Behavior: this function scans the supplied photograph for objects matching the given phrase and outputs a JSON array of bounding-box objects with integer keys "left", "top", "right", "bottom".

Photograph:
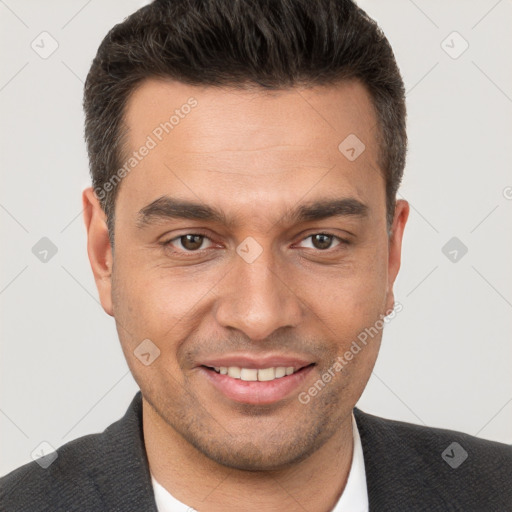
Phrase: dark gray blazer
[{"left": 1, "top": 391, "right": 511, "bottom": 511}]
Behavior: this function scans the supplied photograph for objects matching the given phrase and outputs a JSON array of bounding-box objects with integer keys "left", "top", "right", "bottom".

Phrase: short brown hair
[{"left": 84, "top": 0, "right": 407, "bottom": 244}]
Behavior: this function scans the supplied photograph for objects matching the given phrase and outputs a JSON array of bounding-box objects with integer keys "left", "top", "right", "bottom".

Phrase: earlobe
[
  {"left": 82, "top": 187, "right": 114, "bottom": 316},
  {"left": 385, "top": 199, "right": 409, "bottom": 314}
]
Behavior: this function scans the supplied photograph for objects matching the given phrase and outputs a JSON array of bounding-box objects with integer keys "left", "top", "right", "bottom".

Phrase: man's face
[{"left": 85, "top": 78, "right": 408, "bottom": 471}]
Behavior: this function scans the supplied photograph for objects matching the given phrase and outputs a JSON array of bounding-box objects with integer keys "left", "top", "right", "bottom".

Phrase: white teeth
[
  {"left": 257, "top": 367, "right": 275, "bottom": 381},
  {"left": 240, "top": 368, "right": 258, "bottom": 381},
  {"left": 227, "top": 366, "right": 241, "bottom": 378},
  {"left": 275, "top": 367, "right": 286, "bottom": 378},
  {"left": 212, "top": 365, "right": 301, "bottom": 381}
]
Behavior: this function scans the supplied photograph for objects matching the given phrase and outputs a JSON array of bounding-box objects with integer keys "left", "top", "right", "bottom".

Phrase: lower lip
[{"left": 199, "top": 365, "right": 314, "bottom": 405}]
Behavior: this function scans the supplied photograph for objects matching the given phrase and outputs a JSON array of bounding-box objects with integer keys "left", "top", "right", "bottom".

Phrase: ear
[
  {"left": 82, "top": 187, "right": 114, "bottom": 317},
  {"left": 384, "top": 199, "right": 409, "bottom": 314}
]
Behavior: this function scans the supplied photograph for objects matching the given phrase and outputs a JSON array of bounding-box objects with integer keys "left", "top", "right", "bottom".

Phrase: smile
[
  {"left": 208, "top": 365, "right": 297, "bottom": 381},
  {"left": 200, "top": 363, "right": 315, "bottom": 405}
]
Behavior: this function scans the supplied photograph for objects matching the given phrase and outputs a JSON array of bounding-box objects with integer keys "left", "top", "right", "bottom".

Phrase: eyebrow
[{"left": 136, "top": 195, "right": 369, "bottom": 229}]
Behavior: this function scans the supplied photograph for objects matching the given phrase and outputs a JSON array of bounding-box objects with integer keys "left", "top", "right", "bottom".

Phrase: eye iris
[
  {"left": 312, "top": 234, "right": 332, "bottom": 250},
  {"left": 181, "top": 234, "right": 204, "bottom": 251},
  {"left": 176, "top": 234, "right": 336, "bottom": 251}
]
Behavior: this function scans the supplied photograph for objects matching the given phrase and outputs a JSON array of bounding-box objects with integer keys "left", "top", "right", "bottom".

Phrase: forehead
[{"left": 117, "top": 78, "right": 384, "bottom": 225}]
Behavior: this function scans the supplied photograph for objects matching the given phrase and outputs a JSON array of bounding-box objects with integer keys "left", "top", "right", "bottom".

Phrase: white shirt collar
[
  {"left": 151, "top": 412, "right": 368, "bottom": 511},
  {"left": 331, "top": 412, "right": 368, "bottom": 512}
]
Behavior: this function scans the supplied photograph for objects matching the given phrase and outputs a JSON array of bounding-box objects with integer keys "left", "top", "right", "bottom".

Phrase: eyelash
[{"left": 160, "top": 231, "right": 350, "bottom": 257}]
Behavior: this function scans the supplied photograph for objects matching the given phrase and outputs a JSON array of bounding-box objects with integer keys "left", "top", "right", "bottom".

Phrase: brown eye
[
  {"left": 178, "top": 234, "right": 205, "bottom": 251},
  {"left": 298, "top": 233, "right": 343, "bottom": 251},
  {"left": 311, "top": 233, "right": 334, "bottom": 250},
  {"left": 163, "top": 233, "right": 214, "bottom": 254}
]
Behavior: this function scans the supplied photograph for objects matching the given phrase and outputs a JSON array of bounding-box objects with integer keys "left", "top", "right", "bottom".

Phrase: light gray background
[{"left": 1, "top": 0, "right": 511, "bottom": 477}]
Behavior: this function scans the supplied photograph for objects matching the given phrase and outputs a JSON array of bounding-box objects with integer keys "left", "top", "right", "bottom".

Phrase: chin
[{"left": 191, "top": 433, "right": 325, "bottom": 472}]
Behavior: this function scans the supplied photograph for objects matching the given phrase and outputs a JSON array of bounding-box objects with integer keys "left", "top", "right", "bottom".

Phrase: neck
[{"left": 143, "top": 398, "right": 354, "bottom": 512}]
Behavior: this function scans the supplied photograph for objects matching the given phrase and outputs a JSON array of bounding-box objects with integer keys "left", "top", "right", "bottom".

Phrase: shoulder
[
  {"left": 0, "top": 392, "right": 153, "bottom": 512},
  {"left": 354, "top": 407, "right": 512, "bottom": 462},
  {"left": 353, "top": 408, "right": 512, "bottom": 509},
  {"left": 0, "top": 429, "right": 110, "bottom": 512}
]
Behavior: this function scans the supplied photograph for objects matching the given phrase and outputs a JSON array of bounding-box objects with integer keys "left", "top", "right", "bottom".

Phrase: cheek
[
  {"left": 314, "top": 256, "right": 388, "bottom": 329},
  {"left": 306, "top": 248, "right": 388, "bottom": 373},
  {"left": 111, "top": 258, "right": 218, "bottom": 345}
]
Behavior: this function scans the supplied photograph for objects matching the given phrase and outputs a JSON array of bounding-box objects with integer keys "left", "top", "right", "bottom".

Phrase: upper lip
[{"left": 199, "top": 354, "right": 315, "bottom": 370}]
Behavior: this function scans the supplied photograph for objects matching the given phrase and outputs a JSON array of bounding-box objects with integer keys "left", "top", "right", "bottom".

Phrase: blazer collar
[
  {"left": 354, "top": 407, "right": 448, "bottom": 510},
  {"left": 89, "top": 391, "right": 158, "bottom": 511}
]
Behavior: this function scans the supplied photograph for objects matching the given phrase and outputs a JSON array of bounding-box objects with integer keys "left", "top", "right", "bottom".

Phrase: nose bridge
[{"left": 214, "top": 240, "right": 303, "bottom": 340}]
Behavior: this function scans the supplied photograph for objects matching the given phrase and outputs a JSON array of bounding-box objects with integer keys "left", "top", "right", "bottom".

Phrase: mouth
[
  {"left": 198, "top": 363, "right": 316, "bottom": 405},
  {"left": 201, "top": 364, "right": 313, "bottom": 381}
]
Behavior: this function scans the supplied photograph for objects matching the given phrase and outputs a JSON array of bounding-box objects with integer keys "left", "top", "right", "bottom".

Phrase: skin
[{"left": 83, "top": 78, "right": 409, "bottom": 511}]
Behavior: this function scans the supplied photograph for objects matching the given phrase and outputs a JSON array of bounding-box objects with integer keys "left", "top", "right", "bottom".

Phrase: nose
[{"left": 213, "top": 244, "right": 304, "bottom": 341}]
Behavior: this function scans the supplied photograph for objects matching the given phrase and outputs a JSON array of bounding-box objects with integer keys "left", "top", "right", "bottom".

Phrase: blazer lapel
[
  {"left": 354, "top": 407, "right": 448, "bottom": 510},
  {"left": 88, "top": 391, "right": 158, "bottom": 511}
]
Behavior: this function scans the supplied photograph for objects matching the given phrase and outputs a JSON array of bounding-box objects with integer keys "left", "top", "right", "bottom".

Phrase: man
[{"left": 1, "top": 0, "right": 511, "bottom": 510}]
